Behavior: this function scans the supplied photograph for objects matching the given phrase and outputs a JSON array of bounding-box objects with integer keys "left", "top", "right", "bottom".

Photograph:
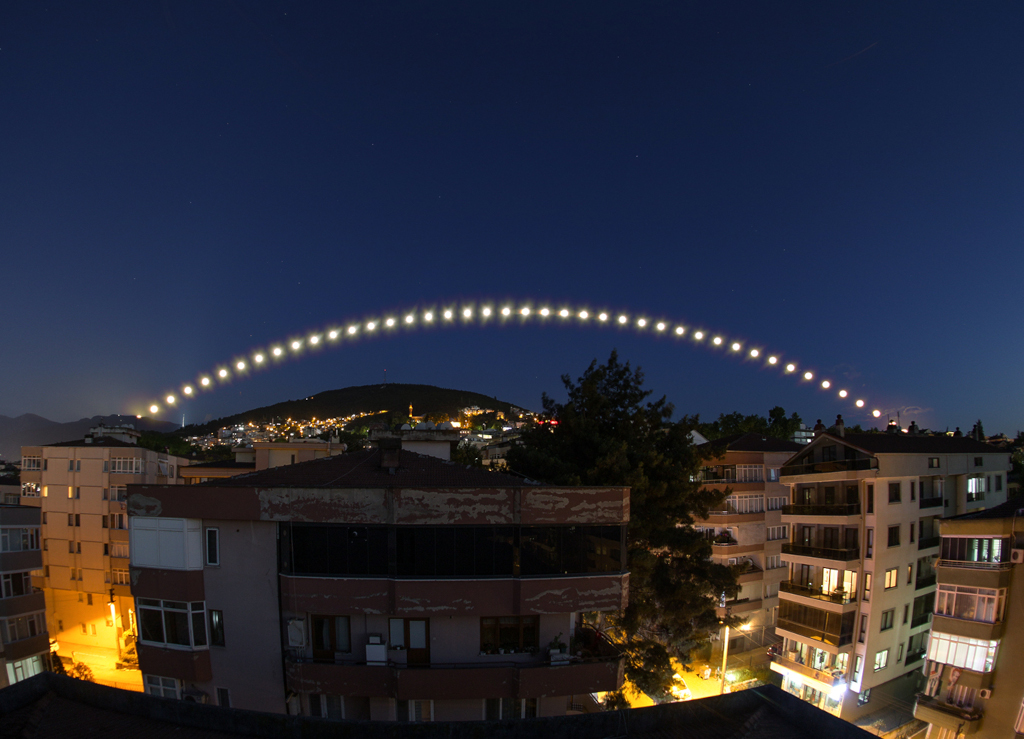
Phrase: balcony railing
[
  {"left": 911, "top": 612, "right": 932, "bottom": 628},
  {"left": 782, "top": 543, "right": 860, "bottom": 561},
  {"left": 918, "top": 536, "right": 941, "bottom": 550},
  {"left": 915, "top": 575, "right": 937, "bottom": 590},
  {"left": 915, "top": 694, "right": 983, "bottom": 723},
  {"left": 919, "top": 497, "right": 943, "bottom": 509},
  {"left": 780, "top": 581, "right": 856, "bottom": 605},
  {"left": 781, "top": 503, "right": 860, "bottom": 517},
  {"left": 780, "top": 458, "right": 877, "bottom": 477},
  {"left": 771, "top": 655, "right": 846, "bottom": 687},
  {"left": 905, "top": 649, "right": 926, "bottom": 665}
]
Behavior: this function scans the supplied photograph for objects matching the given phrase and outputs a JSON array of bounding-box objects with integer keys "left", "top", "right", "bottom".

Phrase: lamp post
[{"left": 719, "top": 624, "right": 731, "bottom": 695}]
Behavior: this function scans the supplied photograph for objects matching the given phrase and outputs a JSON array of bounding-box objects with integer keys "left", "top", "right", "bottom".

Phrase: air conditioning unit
[
  {"left": 979, "top": 688, "right": 992, "bottom": 700},
  {"left": 1010, "top": 549, "right": 1024, "bottom": 564}
]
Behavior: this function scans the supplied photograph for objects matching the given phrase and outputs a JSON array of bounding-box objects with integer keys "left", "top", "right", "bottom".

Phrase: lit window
[{"left": 873, "top": 649, "right": 888, "bottom": 672}]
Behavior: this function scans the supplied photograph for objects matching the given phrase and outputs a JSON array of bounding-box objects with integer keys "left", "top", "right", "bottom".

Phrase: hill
[
  {"left": 0, "top": 414, "right": 180, "bottom": 463},
  {"left": 180, "top": 383, "right": 532, "bottom": 435}
]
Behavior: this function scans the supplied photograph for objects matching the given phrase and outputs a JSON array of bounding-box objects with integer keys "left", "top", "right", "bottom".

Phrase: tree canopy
[
  {"left": 694, "top": 406, "right": 803, "bottom": 441},
  {"left": 506, "top": 351, "right": 738, "bottom": 701}
]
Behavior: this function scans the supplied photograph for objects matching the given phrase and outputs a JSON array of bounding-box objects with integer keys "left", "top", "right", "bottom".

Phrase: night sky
[{"left": 3, "top": 3, "right": 1022, "bottom": 434}]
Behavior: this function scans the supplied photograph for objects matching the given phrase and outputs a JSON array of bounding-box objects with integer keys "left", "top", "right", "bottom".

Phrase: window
[
  {"left": 996, "top": 475, "right": 1003, "bottom": 492},
  {"left": 21, "top": 482, "right": 41, "bottom": 497},
  {"left": 874, "top": 649, "right": 889, "bottom": 671},
  {"left": 863, "top": 572, "right": 872, "bottom": 602},
  {"left": 766, "top": 526, "right": 788, "bottom": 541},
  {"left": 909, "top": 523, "right": 915, "bottom": 543},
  {"left": 866, "top": 484, "right": 874, "bottom": 513},
  {"left": 967, "top": 475, "right": 986, "bottom": 502},
  {"left": 907, "top": 563, "right": 913, "bottom": 584},
  {"left": 928, "top": 457, "right": 940, "bottom": 468},
  {"left": 209, "top": 610, "right": 226, "bottom": 646},
  {"left": 1, "top": 527, "right": 40, "bottom": 552},
  {"left": 131, "top": 518, "right": 203, "bottom": 570},
  {"left": 880, "top": 609, "right": 894, "bottom": 631},
  {"left": 138, "top": 599, "right": 208, "bottom": 649},
  {"left": 941, "top": 536, "right": 1009, "bottom": 566},
  {"left": 897, "top": 643, "right": 904, "bottom": 662},
  {"left": 767, "top": 496, "right": 785, "bottom": 511},
  {"left": 389, "top": 618, "right": 405, "bottom": 648},
  {"left": 858, "top": 688, "right": 871, "bottom": 706},
  {"left": 112, "top": 569, "right": 130, "bottom": 585},
  {"left": 397, "top": 699, "right": 433, "bottom": 722},
  {"left": 724, "top": 494, "right": 764, "bottom": 513},
  {"left": 216, "top": 688, "right": 230, "bottom": 708},
  {"left": 1, "top": 569, "right": 33, "bottom": 597},
  {"left": 21, "top": 457, "right": 41, "bottom": 471},
  {"left": 858, "top": 615, "right": 867, "bottom": 643},
  {"left": 1016, "top": 696, "right": 1024, "bottom": 733},
  {"left": 87, "top": 593, "right": 93, "bottom": 606},
  {"left": 74, "top": 487, "right": 80, "bottom": 499},
  {"left": 485, "top": 698, "right": 537, "bottom": 720},
  {"left": 145, "top": 675, "right": 179, "bottom": 699},
  {"left": 735, "top": 465, "right": 764, "bottom": 483},
  {"left": 110, "top": 485, "right": 127, "bottom": 502},
  {"left": 110, "top": 458, "right": 144, "bottom": 474},
  {"left": 768, "top": 468, "right": 780, "bottom": 482},
  {"left": 888, "top": 482, "right": 901, "bottom": 503},
  {"left": 866, "top": 529, "right": 874, "bottom": 558},
  {"left": 68, "top": 514, "right": 74, "bottom": 527},
  {"left": 110, "top": 542, "right": 129, "bottom": 558},
  {"left": 934, "top": 585, "right": 1006, "bottom": 623},
  {"left": 205, "top": 528, "right": 220, "bottom": 566},
  {"left": 1, "top": 612, "right": 45, "bottom": 643},
  {"left": 927, "top": 632, "right": 999, "bottom": 672},
  {"left": 884, "top": 568, "right": 898, "bottom": 589},
  {"left": 102, "top": 488, "right": 108, "bottom": 501},
  {"left": 310, "top": 693, "right": 343, "bottom": 719},
  {"left": 765, "top": 555, "right": 780, "bottom": 570},
  {"left": 903, "top": 605, "right": 909, "bottom": 624},
  {"left": 887, "top": 526, "right": 900, "bottom": 547},
  {"left": 853, "top": 655, "right": 863, "bottom": 683},
  {"left": 822, "top": 446, "right": 837, "bottom": 462},
  {"left": 974, "top": 457, "right": 983, "bottom": 467},
  {"left": 481, "top": 616, "right": 539, "bottom": 654},
  {"left": 109, "top": 514, "right": 126, "bottom": 530},
  {"left": 311, "top": 615, "right": 350, "bottom": 655},
  {"left": 910, "top": 482, "right": 916, "bottom": 501}
]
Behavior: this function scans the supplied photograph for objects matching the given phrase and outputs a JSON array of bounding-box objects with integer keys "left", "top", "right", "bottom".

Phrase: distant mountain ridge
[
  {"left": 181, "top": 383, "right": 531, "bottom": 436},
  {"left": 0, "top": 414, "right": 180, "bottom": 463}
]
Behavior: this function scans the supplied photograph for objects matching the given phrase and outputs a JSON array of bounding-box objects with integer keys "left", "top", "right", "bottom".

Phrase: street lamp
[{"left": 720, "top": 621, "right": 751, "bottom": 695}]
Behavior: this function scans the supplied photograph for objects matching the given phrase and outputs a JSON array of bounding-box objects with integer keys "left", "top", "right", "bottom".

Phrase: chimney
[
  {"left": 908, "top": 421, "right": 920, "bottom": 436},
  {"left": 834, "top": 414, "right": 845, "bottom": 438},
  {"left": 886, "top": 419, "right": 900, "bottom": 434},
  {"left": 812, "top": 419, "right": 826, "bottom": 437},
  {"left": 378, "top": 438, "right": 401, "bottom": 472}
]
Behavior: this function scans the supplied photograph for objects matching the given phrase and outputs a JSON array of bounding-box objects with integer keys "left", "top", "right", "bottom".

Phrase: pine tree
[{"left": 507, "top": 351, "right": 738, "bottom": 700}]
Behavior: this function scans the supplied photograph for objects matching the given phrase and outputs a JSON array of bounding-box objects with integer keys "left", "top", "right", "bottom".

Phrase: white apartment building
[
  {"left": 19, "top": 426, "right": 190, "bottom": 683},
  {"left": 771, "top": 427, "right": 1008, "bottom": 725},
  {"left": 694, "top": 433, "right": 803, "bottom": 650}
]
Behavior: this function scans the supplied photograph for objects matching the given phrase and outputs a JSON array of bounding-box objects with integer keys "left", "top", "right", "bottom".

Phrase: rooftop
[
  {"left": 182, "top": 459, "right": 257, "bottom": 471},
  {"left": 41, "top": 437, "right": 140, "bottom": 449},
  {"left": 0, "top": 672, "right": 877, "bottom": 739},
  {"left": 816, "top": 432, "right": 1006, "bottom": 456},
  {"left": 203, "top": 448, "right": 540, "bottom": 488},
  {"left": 942, "top": 494, "right": 1024, "bottom": 521}
]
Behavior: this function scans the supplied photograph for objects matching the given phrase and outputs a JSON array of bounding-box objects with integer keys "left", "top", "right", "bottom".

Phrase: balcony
[
  {"left": 781, "top": 503, "right": 860, "bottom": 517},
  {"left": 918, "top": 536, "right": 940, "bottom": 550},
  {"left": 770, "top": 655, "right": 846, "bottom": 690},
  {"left": 911, "top": 612, "right": 932, "bottom": 628},
  {"left": 780, "top": 581, "right": 856, "bottom": 605},
  {"left": 776, "top": 617, "right": 853, "bottom": 647},
  {"left": 782, "top": 543, "right": 860, "bottom": 562},
  {"left": 905, "top": 648, "right": 926, "bottom": 665},
  {"left": 780, "top": 458, "right": 877, "bottom": 477},
  {"left": 914, "top": 694, "right": 982, "bottom": 735},
  {"left": 919, "top": 497, "right": 943, "bottom": 509},
  {"left": 915, "top": 575, "right": 937, "bottom": 590}
]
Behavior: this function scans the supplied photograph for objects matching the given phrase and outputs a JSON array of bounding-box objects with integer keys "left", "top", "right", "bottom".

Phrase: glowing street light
[
  {"left": 462, "top": 308, "right": 472, "bottom": 318},
  {"left": 839, "top": 390, "right": 848, "bottom": 398},
  {"left": 560, "top": 309, "right": 570, "bottom": 318},
  {"left": 540, "top": 307, "right": 550, "bottom": 317},
  {"left": 329, "top": 330, "right": 339, "bottom": 339},
  {"left": 598, "top": 312, "right": 608, "bottom": 321},
  {"left": 501, "top": 307, "right": 511, "bottom": 316},
  {"left": 618, "top": 315, "right": 628, "bottom": 324},
  {"left": 405, "top": 315, "right": 414, "bottom": 324},
  {"left": 656, "top": 322, "right": 666, "bottom": 331}
]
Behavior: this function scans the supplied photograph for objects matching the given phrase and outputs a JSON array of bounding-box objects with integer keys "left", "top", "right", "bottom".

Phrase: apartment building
[
  {"left": 127, "top": 439, "right": 628, "bottom": 720},
  {"left": 18, "top": 426, "right": 190, "bottom": 680},
  {"left": 770, "top": 427, "right": 1008, "bottom": 724},
  {"left": 1, "top": 501, "right": 48, "bottom": 687},
  {"left": 913, "top": 495, "right": 1024, "bottom": 738},
  {"left": 694, "top": 433, "right": 803, "bottom": 649}
]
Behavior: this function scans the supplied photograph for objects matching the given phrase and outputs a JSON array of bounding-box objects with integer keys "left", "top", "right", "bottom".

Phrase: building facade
[
  {"left": 128, "top": 442, "right": 628, "bottom": 720},
  {"left": 1, "top": 501, "right": 48, "bottom": 687},
  {"left": 771, "top": 429, "right": 1008, "bottom": 724},
  {"left": 694, "top": 433, "right": 803, "bottom": 649},
  {"left": 913, "top": 495, "right": 1024, "bottom": 738},
  {"left": 18, "top": 426, "right": 190, "bottom": 682}
]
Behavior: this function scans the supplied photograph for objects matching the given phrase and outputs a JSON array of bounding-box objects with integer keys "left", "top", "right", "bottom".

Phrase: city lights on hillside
[{"left": 145, "top": 299, "right": 878, "bottom": 418}]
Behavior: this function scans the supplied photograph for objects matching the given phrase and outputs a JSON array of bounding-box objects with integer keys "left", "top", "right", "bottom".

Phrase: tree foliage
[
  {"left": 450, "top": 440, "right": 484, "bottom": 467},
  {"left": 694, "top": 406, "right": 803, "bottom": 441},
  {"left": 507, "top": 351, "right": 738, "bottom": 696}
]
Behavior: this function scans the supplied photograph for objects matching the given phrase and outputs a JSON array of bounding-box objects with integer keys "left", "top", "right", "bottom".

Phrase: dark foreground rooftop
[{"left": 0, "top": 673, "right": 876, "bottom": 739}]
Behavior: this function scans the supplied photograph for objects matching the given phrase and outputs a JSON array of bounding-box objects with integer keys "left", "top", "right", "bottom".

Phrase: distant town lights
[
  {"left": 291, "top": 340, "right": 302, "bottom": 349},
  {"left": 444, "top": 310, "right": 453, "bottom": 320},
  {"left": 521, "top": 307, "right": 531, "bottom": 316},
  {"left": 694, "top": 331, "right": 704, "bottom": 340},
  {"left": 540, "top": 308, "right": 550, "bottom": 317},
  {"left": 329, "top": 330, "right": 339, "bottom": 339},
  {"left": 385, "top": 318, "right": 395, "bottom": 327},
  {"left": 463, "top": 308, "right": 472, "bottom": 318},
  {"left": 348, "top": 326, "right": 357, "bottom": 334},
  {"left": 579, "top": 311, "right": 589, "bottom": 319},
  {"left": 424, "top": 312, "right": 434, "bottom": 321},
  {"left": 201, "top": 377, "right": 210, "bottom": 386},
  {"left": 675, "top": 326, "right": 684, "bottom": 335},
  {"left": 598, "top": 313, "right": 608, "bottom": 321},
  {"left": 501, "top": 307, "right": 511, "bottom": 316},
  {"left": 405, "top": 315, "right": 414, "bottom": 324},
  {"left": 309, "top": 335, "right": 320, "bottom": 344},
  {"left": 560, "top": 309, "right": 570, "bottom": 317},
  {"left": 482, "top": 307, "right": 492, "bottom": 317},
  {"left": 656, "top": 322, "right": 666, "bottom": 331},
  {"left": 768, "top": 356, "right": 777, "bottom": 364},
  {"left": 839, "top": 390, "right": 848, "bottom": 398}
]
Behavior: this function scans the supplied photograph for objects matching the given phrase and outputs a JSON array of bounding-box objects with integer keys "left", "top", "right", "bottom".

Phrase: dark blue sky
[{"left": 2, "top": 2, "right": 1022, "bottom": 434}]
